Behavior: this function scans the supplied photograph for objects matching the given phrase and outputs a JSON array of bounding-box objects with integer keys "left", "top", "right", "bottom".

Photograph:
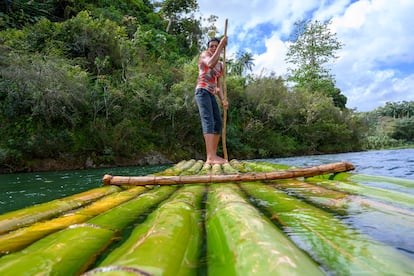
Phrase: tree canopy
[{"left": 286, "top": 19, "right": 347, "bottom": 109}]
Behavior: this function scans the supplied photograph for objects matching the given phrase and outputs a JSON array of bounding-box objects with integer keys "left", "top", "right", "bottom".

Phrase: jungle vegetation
[{"left": 1, "top": 0, "right": 413, "bottom": 172}]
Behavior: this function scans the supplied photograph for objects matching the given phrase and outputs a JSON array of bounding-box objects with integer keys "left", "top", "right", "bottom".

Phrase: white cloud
[
  {"left": 252, "top": 34, "right": 289, "bottom": 77},
  {"left": 330, "top": 0, "right": 414, "bottom": 110},
  {"left": 197, "top": 0, "right": 414, "bottom": 111}
]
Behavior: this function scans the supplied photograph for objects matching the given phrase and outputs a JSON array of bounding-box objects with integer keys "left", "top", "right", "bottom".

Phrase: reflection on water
[{"left": 342, "top": 209, "right": 414, "bottom": 257}]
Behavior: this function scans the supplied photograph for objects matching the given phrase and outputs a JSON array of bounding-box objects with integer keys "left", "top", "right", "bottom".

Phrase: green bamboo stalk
[
  {"left": 198, "top": 162, "right": 212, "bottom": 174},
  {"left": 0, "top": 186, "right": 146, "bottom": 255},
  {"left": 0, "top": 186, "right": 121, "bottom": 235},
  {"left": 274, "top": 179, "right": 414, "bottom": 215},
  {"left": 222, "top": 162, "right": 239, "bottom": 174},
  {"left": 243, "top": 161, "right": 414, "bottom": 214},
  {"left": 0, "top": 224, "right": 115, "bottom": 275},
  {"left": 346, "top": 174, "right": 414, "bottom": 192},
  {"left": 206, "top": 184, "right": 324, "bottom": 276},
  {"left": 152, "top": 160, "right": 189, "bottom": 176},
  {"left": 306, "top": 177, "right": 414, "bottom": 209},
  {"left": 325, "top": 172, "right": 414, "bottom": 189},
  {"left": 88, "top": 186, "right": 177, "bottom": 230},
  {"left": 241, "top": 161, "right": 291, "bottom": 172},
  {"left": 272, "top": 179, "right": 351, "bottom": 214},
  {"left": 158, "top": 159, "right": 197, "bottom": 176},
  {"left": 87, "top": 185, "right": 205, "bottom": 276},
  {"left": 211, "top": 163, "right": 222, "bottom": 175},
  {"left": 271, "top": 179, "right": 414, "bottom": 255},
  {"left": 242, "top": 162, "right": 414, "bottom": 258},
  {"left": 228, "top": 159, "right": 246, "bottom": 172},
  {"left": 241, "top": 183, "right": 414, "bottom": 275},
  {"left": 180, "top": 160, "right": 204, "bottom": 175},
  {"left": 0, "top": 186, "right": 177, "bottom": 275}
]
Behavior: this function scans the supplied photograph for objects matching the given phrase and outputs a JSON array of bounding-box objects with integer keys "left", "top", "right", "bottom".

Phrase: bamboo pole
[
  {"left": 0, "top": 187, "right": 146, "bottom": 255},
  {"left": 307, "top": 177, "right": 414, "bottom": 209},
  {"left": 0, "top": 224, "right": 116, "bottom": 276},
  {"left": 87, "top": 185, "right": 205, "bottom": 276},
  {"left": 0, "top": 186, "right": 120, "bottom": 235},
  {"left": 206, "top": 184, "right": 325, "bottom": 275},
  {"left": 239, "top": 161, "right": 414, "bottom": 217},
  {"left": 102, "top": 162, "right": 355, "bottom": 186},
  {"left": 241, "top": 183, "right": 414, "bottom": 274},
  {"left": 222, "top": 18, "right": 228, "bottom": 160},
  {"left": 273, "top": 179, "right": 414, "bottom": 217},
  {"left": 154, "top": 159, "right": 196, "bottom": 176},
  {"left": 0, "top": 186, "right": 178, "bottom": 275}
]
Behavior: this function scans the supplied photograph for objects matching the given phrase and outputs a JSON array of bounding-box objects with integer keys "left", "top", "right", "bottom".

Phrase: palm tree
[
  {"left": 239, "top": 51, "right": 255, "bottom": 75},
  {"left": 229, "top": 51, "right": 255, "bottom": 76}
]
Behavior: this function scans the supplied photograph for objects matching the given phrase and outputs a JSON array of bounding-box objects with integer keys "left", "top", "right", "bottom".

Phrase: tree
[
  {"left": 286, "top": 19, "right": 347, "bottom": 109},
  {"left": 152, "top": 0, "right": 201, "bottom": 56},
  {"left": 154, "top": 0, "right": 198, "bottom": 32},
  {"left": 0, "top": 0, "right": 64, "bottom": 29},
  {"left": 229, "top": 51, "right": 255, "bottom": 77},
  {"left": 377, "top": 101, "right": 414, "bottom": 118},
  {"left": 392, "top": 117, "right": 414, "bottom": 141},
  {"left": 203, "top": 15, "right": 219, "bottom": 40}
]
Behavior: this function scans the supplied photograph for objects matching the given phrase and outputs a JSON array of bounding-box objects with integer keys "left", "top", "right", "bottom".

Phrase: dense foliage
[
  {"left": 361, "top": 101, "right": 414, "bottom": 149},
  {"left": 0, "top": 1, "right": 412, "bottom": 172}
]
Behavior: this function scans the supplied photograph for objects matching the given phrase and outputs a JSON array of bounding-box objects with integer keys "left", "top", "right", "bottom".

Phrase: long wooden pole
[
  {"left": 103, "top": 162, "right": 355, "bottom": 186},
  {"left": 222, "top": 19, "right": 228, "bottom": 160}
]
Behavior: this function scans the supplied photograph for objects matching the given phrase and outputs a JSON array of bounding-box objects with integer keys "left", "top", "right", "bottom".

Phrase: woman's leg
[
  {"left": 196, "top": 89, "right": 226, "bottom": 164},
  {"left": 203, "top": 133, "right": 227, "bottom": 164}
]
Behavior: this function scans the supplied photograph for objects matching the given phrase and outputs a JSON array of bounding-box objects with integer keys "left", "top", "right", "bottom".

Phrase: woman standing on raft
[{"left": 195, "top": 36, "right": 228, "bottom": 165}]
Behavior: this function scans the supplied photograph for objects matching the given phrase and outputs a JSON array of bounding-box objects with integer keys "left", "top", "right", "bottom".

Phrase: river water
[
  {"left": 0, "top": 148, "right": 413, "bottom": 215},
  {"left": 0, "top": 164, "right": 170, "bottom": 214},
  {"left": 260, "top": 148, "right": 414, "bottom": 180}
]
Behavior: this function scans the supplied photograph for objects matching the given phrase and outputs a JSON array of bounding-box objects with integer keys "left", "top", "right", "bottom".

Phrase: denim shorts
[{"left": 195, "top": 88, "right": 222, "bottom": 134}]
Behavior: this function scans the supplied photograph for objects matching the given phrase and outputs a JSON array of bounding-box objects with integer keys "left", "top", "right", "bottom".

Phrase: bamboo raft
[{"left": 0, "top": 159, "right": 413, "bottom": 275}]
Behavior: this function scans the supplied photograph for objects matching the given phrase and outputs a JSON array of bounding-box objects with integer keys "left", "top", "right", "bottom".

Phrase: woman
[{"left": 195, "top": 36, "right": 229, "bottom": 165}]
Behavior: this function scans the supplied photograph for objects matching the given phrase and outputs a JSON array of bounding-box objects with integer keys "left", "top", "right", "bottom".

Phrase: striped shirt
[{"left": 196, "top": 55, "right": 223, "bottom": 94}]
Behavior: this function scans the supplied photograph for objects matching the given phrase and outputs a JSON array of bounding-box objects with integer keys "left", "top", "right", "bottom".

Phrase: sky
[{"left": 197, "top": 0, "right": 414, "bottom": 112}]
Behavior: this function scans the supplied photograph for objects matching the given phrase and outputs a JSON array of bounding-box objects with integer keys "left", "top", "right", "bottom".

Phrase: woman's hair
[{"left": 207, "top": 37, "right": 220, "bottom": 48}]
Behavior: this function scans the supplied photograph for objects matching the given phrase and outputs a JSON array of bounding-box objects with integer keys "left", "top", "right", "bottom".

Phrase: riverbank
[{"left": 0, "top": 151, "right": 174, "bottom": 174}]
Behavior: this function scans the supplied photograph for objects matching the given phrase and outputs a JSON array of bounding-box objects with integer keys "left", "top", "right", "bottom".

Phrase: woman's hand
[
  {"left": 222, "top": 99, "right": 229, "bottom": 110},
  {"left": 219, "top": 36, "right": 228, "bottom": 48}
]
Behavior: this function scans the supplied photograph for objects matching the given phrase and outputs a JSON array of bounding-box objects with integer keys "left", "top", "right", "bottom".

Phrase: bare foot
[{"left": 206, "top": 156, "right": 228, "bottom": 165}]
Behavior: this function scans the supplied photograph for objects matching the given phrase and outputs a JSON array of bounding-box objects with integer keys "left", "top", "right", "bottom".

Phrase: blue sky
[{"left": 197, "top": 0, "right": 414, "bottom": 111}]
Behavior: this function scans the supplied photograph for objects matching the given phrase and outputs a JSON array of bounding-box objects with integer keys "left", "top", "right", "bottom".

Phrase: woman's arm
[
  {"left": 200, "top": 36, "right": 228, "bottom": 68},
  {"left": 216, "top": 78, "right": 228, "bottom": 109}
]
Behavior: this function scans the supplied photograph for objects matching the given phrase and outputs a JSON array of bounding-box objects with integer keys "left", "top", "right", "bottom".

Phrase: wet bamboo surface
[{"left": 0, "top": 159, "right": 413, "bottom": 275}]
